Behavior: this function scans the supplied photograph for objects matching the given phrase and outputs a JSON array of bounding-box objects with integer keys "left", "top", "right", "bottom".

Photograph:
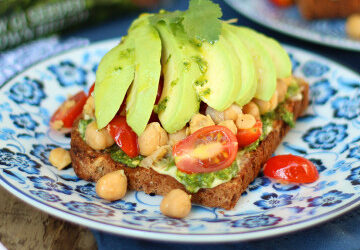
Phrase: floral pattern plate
[
  {"left": 0, "top": 39, "right": 360, "bottom": 243},
  {"left": 224, "top": 0, "right": 360, "bottom": 51}
]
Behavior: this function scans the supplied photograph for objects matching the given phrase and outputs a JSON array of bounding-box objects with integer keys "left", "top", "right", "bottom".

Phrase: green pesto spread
[
  {"left": 109, "top": 145, "right": 144, "bottom": 168},
  {"left": 78, "top": 118, "right": 93, "bottom": 140},
  {"left": 152, "top": 157, "right": 240, "bottom": 193}
]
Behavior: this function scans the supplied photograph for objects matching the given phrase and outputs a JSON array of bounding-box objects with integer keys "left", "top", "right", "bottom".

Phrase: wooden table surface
[{"left": 0, "top": 185, "right": 97, "bottom": 250}]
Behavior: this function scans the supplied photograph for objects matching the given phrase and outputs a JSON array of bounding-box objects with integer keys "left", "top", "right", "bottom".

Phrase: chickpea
[
  {"left": 242, "top": 102, "right": 260, "bottom": 120},
  {"left": 83, "top": 96, "right": 95, "bottom": 118},
  {"left": 85, "top": 121, "right": 114, "bottom": 150},
  {"left": 205, "top": 106, "right": 225, "bottom": 124},
  {"left": 160, "top": 189, "right": 191, "bottom": 219},
  {"left": 269, "top": 91, "right": 278, "bottom": 111},
  {"left": 253, "top": 98, "right": 271, "bottom": 114},
  {"left": 96, "top": 170, "right": 127, "bottom": 201},
  {"left": 346, "top": 14, "right": 360, "bottom": 39},
  {"left": 277, "top": 79, "right": 288, "bottom": 103},
  {"left": 189, "top": 114, "right": 215, "bottom": 134},
  {"left": 236, "top": 114, "right": 256, "bottom": 129},
  {"left": 138, "top": 122, "right": 168, "bottom": 156},
  {"left": 224, "top": 104, "right": 242, "bottom": 121},
  {"left": 49, "top": 148, "right": 71, "bottom": 170},
  {"left": 218, "top": 120, "right": 237, "bottom": 135},
  {"left": 169, "top": 128, "right": 187, "bottom": 146}
]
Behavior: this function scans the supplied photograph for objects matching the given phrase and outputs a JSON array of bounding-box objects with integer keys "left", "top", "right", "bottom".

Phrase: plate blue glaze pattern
[
  {"left": 224, "top": 0, "right": 360, "bottom": 51},
  {"left": 0, "top": 40, "right": 360, "bottom": 243}
]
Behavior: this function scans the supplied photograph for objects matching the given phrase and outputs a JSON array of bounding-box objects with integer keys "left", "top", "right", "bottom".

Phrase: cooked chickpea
[
  {"left": 169, "top": 128, "right": 187, "bottom": 146},
  {"left": 242, "top": 102, "right": 260, "bottom": 120},
  {"left": 160, "top": 189, "right": 191, "bottom": 219},
  {"left": 96, "top": 170, "right": 127, "bottom": 201},
  {"left": 218, "top": 120, "right": 237, "bottom": 135},
  {"left": 236, "top": 114, "right": 256, "bottom": 129},
  {"left": 346, "top": 14, "right": 360, "bottom": 39},
  {"left": 189, "top": 114, "right": 215, "bottom": 134},
  {"left": 269, "top": 91, "right": 278, "bottom": 111},
  {"left": 253, "top": 98, "right": 271, "bottom": 114},
  {"left": 224, "top": 104, "right": 242, "bottom": 121},
  {"left": 83, "top": 96, "right": 95, "bottom": 118},
  {"left": 138, "top": 122, "right": 168, "bottom": 156},
  {"left": 85, "top": 121, "right": 114, "bottom": 150},
  {"left": 277, "top": 79, "right": 288, "bottom": 103},
  {"left": 49, "top": 148, "right": 71, "bottom": 170},
  {"left": 205, "top": 106, "right": 225, "bottom": 124}
]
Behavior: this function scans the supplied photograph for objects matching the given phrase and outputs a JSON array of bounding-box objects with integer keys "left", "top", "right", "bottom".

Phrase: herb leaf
[
  {"left": 183, "top": 0, "right": 222, "bottom": 43},
  {"left": 149, "top": 0, "right": 222, "bottom": 44}
]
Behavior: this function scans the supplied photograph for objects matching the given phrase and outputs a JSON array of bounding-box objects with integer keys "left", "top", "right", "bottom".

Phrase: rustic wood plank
[{"left": 0, "top": 186, "right": 97, "bottom": 250}]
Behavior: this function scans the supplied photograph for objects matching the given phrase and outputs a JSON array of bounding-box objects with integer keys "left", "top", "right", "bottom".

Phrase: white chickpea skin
[
  {"left": 138, "top": 122, "right": 168, "bottom": 156},
  {"left": 85, "top": 121, "right": 115, "bottom": 150},
  {"left": 242, "top": 102, "right": 260, "bottom": 120},
  {"left": 49, "top": 148, "right": 71, "bottom": 170},
  {"left": 160, "top": 189, "right": 192, "bottom": 219},
  {"left": 96, "top": 170, "right": 127, "bottom": 201},
  {"left": 205, "top": 106, "right": 225, "bottom": 124}
]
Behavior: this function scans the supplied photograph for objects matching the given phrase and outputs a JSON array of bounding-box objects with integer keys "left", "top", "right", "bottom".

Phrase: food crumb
[{"left": 346, "top": 14, "right": 360, "bottom": 39}]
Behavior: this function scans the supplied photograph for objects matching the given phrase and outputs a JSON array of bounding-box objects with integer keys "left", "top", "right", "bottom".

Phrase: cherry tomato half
[
  {"left": 237, "top": 120, "right": 263, "bottom": 148},
  {"left": 173, "top": 125, "right": 238, "bottom": 174},
  {"left": 107, "top": 116, "right": 139, "bottom": 158},
  {"left": 88, "top": 82, "right": 95, "bottom": 97},
  {"left": 50, "top": 91, "right": 87, "bottom": 130},
  {"left": 270, "top": 0, "right": 294, "bottom": 7},
  {"left": 264, "top": 154, "right": 319, "bottom": 183}
]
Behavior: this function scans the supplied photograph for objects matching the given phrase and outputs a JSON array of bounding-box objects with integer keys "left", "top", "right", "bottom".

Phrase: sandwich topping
[{"left": 50, "top": 0, "right": 315, "bottom": 205}]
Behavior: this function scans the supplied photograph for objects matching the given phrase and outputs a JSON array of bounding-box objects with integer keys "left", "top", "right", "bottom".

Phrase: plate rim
[
  {"left": 224, "top": 0, "right": 360, "bottom": 52},
  {"left": 1, "top": 39, "right": 360, "bottom": 243}
]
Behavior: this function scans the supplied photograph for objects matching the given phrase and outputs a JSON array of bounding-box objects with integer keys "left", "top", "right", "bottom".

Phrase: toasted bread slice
[{"left": 70, "top": 83, "right": 309, "bottom": 210}]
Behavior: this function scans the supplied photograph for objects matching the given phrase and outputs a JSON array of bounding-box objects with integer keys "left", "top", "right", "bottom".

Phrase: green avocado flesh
[
  {"left": 155, "top": 22, "right": 201, "bottom": 133},
  {"left": 94, "top": 37, "right": 135, "bottom": 129},
  {"left": 222, "top": 23, "right": 257, "bottom": 107},
  {"left": 197, "top": 30, "right": 241, "bottom": 111},
  {"left": 247, "top": 28, "right": 292, "bottom": 79},
  {"left": 126, "top": 18, "right": 162, "bottom": 135},
  {"left": 228, "top": 25, "right": 277, "bottom": 101}
]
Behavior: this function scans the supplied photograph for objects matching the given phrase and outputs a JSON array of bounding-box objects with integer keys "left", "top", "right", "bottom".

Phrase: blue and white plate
[
  {"left": 225, "top": 0, "right": 360, "bottom": 51},
  {"left": 0, "top": 39, "right": 360, "bottom": 243}
]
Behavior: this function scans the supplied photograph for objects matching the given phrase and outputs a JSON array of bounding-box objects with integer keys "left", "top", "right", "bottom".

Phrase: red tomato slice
[
  {"left": 50, "top": 91, "right": 87, "bottom": 129},
  {"left": 264, "top": 154, "right": 319, "bottom": 183},
  {"left": 270, "top": 0, "right": 294, "bottom": 7},
  {"left": 237, "top": 120, "right": 263, "bottom": 148},
  {"left": 88, "top": 82, "right": 95, "bottom": 97},
  {"left": 107, "top": 116, "right": 139, "bottom": 158},
  {"left": 173, "top": 125, "right": 238, "bottom": 174}
]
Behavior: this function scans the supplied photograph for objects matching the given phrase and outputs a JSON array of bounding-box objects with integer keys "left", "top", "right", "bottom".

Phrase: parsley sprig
[{"left": 149, "top": 0, "right": 223, "bottom": 44}]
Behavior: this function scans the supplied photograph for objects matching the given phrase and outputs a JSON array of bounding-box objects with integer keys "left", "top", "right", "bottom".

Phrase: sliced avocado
[
  {"left": 155, "top": 22, "right": 201, "bottom": 133},
  {"left": 241, "top": 27, "right": 292, "bottom": 79},
  {"left": 94, "top": 36, "right": 135, "bottom": 129},
  {"left": 222, "top": 23, "right": 257, "bottom": 107},
  {"left": 229, "top": 25, "right": 277, "bottom": 101},
  {"left": 126, "top": 18, "right": 162, "bottom": 135},
  {"left": 197, "top": 30, "right": 241, "bottom": 111}
]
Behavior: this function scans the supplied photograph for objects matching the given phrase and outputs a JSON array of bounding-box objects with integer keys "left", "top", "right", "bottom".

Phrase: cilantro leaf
[{"left": 182, "top": 0, "right": 222, "bottom": 43}]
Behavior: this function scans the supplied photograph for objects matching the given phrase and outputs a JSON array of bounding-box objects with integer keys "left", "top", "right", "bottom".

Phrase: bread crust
[{"left": 70, "top": 84, "right": 309, "bottom": 210}]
